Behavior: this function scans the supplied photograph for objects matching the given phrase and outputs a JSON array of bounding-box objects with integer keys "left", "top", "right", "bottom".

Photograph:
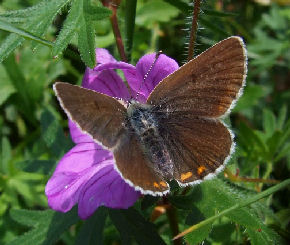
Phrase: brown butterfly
[{"left": 54, "top": 36, "right": 247, "bottom": 196}]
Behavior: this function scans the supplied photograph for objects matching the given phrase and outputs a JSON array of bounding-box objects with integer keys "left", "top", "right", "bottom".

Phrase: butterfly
[{"left": 54, "top": 36, "right": 247, "bottom": 196}]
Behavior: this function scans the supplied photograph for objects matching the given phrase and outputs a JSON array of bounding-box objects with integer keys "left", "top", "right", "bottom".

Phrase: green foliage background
[{"left": 0, "top": 0, "right": 289, "bottom": 244}]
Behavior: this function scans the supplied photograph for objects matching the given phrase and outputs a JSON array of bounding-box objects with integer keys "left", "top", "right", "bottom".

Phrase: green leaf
[
  {"left": 203, "top": 9, "right": 237, "bottom": 17},
  {"left": 40, "top": 109, "right": 73, "bottom": 158},
  {"left": 109, "top": 208, "right": 166, "bottom": 245},
  {"left": 136, "top": 0, "right": 180, "bottom": 26},
  {"left": 77, "top": 0, "right": 96, "bottom": 68},
  {"left": 163, "top": 0, "right": 189, "bottom": 12},
  {"left": 52, "top": 0, "right": 110, "bottom": 57},
  {"left": 277, "top": 105, "right": 287, "bottom": 130},
  {"left": 234, "top": 85, "right": 268, "bottom": 112},
  {"left": 3, "top": 54, "right": 36, "bottom": 124},
  {"left": 0, "top": 19, "right": 53, "bottom": 47},
  {"left": 168, "top": 187, "right": 202, "bottom": 210},
  {"left": 185, "top": 205, "right": 213, "bottom": 244},
  {"left": 52, "top": 0, "right": 82, "bottom": 57},
  {"left": 0, "top": 64, "right": 15, "bottom": 105},
  {"left": 199, "top": 17, "right": 229, "bottom": 36},
  {"left": 0, "top": 0, "right": 69, "bottom": 63},
  {"left": 8, "top": 208, "right": 79, "bottom": 245},
  {"left": 183, "top": 179, "right": 285, "bottom": 244},
  {"left": 74, "top": 207, "right": 107, "bottom": 245},
  {"left": 274, "top": 142, "right": 290, "bottom": 162},
  {"left": 16, "top": 160, "right": 56, "bottom": 175},
  {"left": 263, "top": 109, "right": 276, "bottom": 137},
  {"left": 0, "top": 137, "right": 11, "bottom": 174}
]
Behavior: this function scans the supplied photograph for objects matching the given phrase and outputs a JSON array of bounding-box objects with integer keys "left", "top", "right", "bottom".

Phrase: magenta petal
[
  {"left": 78, "top": 164, "right": 140, "bottom": 219},
  {"left": 82, "top": 69, "right": 131, "bottom": 100},
  {"left": 45, "top": 143, "right": 113, "bottom": 212},
  {"left": 53, "top": 143, "right": 112, "bottom": 174},
  {"left": 93, "top": 62, "right": 135, "bottom": 73},
  {"left": 124, "top": 53, "right": 179, "bottom": 98},
  {"left": 96, "top": 48, "right": 117, "bottom": 64}
]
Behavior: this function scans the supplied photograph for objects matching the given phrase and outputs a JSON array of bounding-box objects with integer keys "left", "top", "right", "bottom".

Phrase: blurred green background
[{"left": 0, "top": 0, "right": 289, "bottom": 244}]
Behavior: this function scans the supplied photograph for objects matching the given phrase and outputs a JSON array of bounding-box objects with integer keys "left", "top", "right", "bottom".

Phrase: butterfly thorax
[{"left": 127, "top": 101, "right": 174, "bottom": 180}]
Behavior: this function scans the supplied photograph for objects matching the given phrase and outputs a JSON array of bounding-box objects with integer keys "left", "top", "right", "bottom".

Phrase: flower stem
[
  {"left": 224, "top": 168, "right": 280, "bottom": 184},
  {"left": 187, "top": 0, "right": 201, "bottom": 62},
  {"left": 166, "top": 204, "right": 183, "bottom": 245},
  {"left": 173, "top": 178, "right": 290, "bottom": 240},
  {"left": 102, "top": 0, "right": 127, "bottom": 62}
]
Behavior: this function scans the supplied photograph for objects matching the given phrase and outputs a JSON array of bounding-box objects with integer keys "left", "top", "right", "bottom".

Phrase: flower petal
[
  {"left": 45, "top": 143, "right": 112, "bottom": 212},
  {"left": 124, "top": 53, "right": 179, "bottom": 98},
  {"left": 78, "top": 164, "right": 140, "bottom": 219},
  {"left": 82, "top": 69, "right": 131, "bottom": 100},
  {"left": 96, "top": 48, "right": 117, "bottom": 64}
]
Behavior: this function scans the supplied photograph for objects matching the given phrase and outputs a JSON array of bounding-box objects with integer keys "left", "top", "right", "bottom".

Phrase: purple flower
[{"left": 45, "top": 48, "right": 179, "bottom": 219}]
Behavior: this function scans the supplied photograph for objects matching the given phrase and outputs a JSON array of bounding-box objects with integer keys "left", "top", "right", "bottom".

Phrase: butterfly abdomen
[{"left": 127, "top": 102, "right": 174, "bottom": 179}]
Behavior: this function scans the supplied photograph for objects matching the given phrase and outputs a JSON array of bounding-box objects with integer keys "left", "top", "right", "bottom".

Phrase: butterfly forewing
[
  {"left": 54, "top": 82, "right": 126, "bottom": 149},
  {"left": 147, "top": 36, "right": 247, "bottom": 118}
]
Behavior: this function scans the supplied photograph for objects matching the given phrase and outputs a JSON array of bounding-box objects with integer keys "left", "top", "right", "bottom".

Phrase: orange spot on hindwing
[
  {"left": 197, "top": 166, "right": 206, "bottom": 175},
  {"left": 180, "top": 171, "right": 193, "bottom": 181},
  {"left": 159, "top": 181, "right": 167, "bottom": 187},
  {"left": 153, "top": 182, "right": 160, "bottom": 188}
]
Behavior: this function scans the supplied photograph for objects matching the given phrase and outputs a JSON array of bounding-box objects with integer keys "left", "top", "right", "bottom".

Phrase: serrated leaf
[
  {"left": 8, "top": 208, "right": 79, "bottom": 245},
  {"left": 109, "top": 208, "right": 166, "bottom": 245},
  {"left": 77, "top": 0, "right": 96, "bottom": 68},
  {"left": 0, "top": 19, "right": 52, "bottom": 46},
  {"left": 52, "top": 0, "right": 82, "bottom": 56},
  {"left": 185, "top": 205, "right": 212, "bottom": 244},
  {"left": 74, "top": 207, "right": 107, "bottom": 245},
  {"left": 0, "top": 0, "right": 69, "bottom": 63},
  {"left": 183, "top": 179, "right": 284, "bottom": 244}
]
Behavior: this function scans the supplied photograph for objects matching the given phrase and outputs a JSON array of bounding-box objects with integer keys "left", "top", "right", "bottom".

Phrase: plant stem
[
  {"left": 187, "top": 0, "right": 201, "bottom": 61},
  {"left": 102, "top": 0, "right": 127, "bottom": 62},
  {"left": 166, "top": 204, "right": 183, "bottom": 245},
  {"left": 173, "top": 178, "right": 290, "bottom": 240},
  {"left": 224, "top": 168, "right": 280, "bottom": 184}
]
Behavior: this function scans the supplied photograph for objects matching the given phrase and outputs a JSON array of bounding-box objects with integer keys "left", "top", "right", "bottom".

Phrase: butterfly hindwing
[
  {"left": 156, "top": 115, "right": 233, "bottom": 185},
  {"left": 147, "top": 36, "right": 247, "bottom": 118},
  {"left": 54, "top": 82, "right": 126, "bottom": 149},
  {"left": 113, "top": 133, "right": 169, "bottom": 195}
]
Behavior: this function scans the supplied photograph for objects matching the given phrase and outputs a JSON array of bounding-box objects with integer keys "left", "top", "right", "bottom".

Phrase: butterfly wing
[
  {"left": 147, "top": 36, "right": 246, "bottom": 186},
  {"left": 147, "top": 36, "right": 247, "bottom": 118},
  {"left": 113, "top": 133, "right": 169, "bottom": 195},
  {"left": 54, "top": 82, "right": 126, "bottom": 149},
  {"left": 54, "top": 82, "right": 169, "bottom": 195},
  {"left": 157, "top": 116, "right": 233, "bottom": 186}
]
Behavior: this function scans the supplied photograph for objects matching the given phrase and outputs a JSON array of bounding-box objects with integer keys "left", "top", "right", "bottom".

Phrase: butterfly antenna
[{"left": 135, "top": 51, "right": 163, "bottom": 101}]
